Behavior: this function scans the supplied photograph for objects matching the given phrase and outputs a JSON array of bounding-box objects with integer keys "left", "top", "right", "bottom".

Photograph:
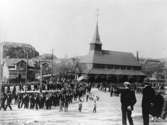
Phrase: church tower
[{"left": 89, "top": 10, "right": 102, "bottom": 53}]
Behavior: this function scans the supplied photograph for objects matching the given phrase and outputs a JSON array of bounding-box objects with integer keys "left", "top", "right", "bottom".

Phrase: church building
[{"left": 78, "top": 18, "right": 145, "bottom": 84}]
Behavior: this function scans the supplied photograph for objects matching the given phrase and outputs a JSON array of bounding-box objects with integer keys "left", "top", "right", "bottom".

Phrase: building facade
[{"left": 2, "top": 58, "right": 37, "bottom": 83}]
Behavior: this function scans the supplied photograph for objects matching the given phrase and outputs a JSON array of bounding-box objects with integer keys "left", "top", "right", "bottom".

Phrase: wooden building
[
  {"left": 2, "top": 58, "right": 37, "bottom": 83},
  {"left": 78, "top": 20, "right": 145, "bottom": 83}
]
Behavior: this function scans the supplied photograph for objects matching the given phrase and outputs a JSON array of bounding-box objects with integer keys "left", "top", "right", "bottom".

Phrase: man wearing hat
[
  {"left": 120, "top": 82, "right": 136, "bottom": 125},
  {"left": 142, "top": 82, "right": 155, "bottom": 125}
]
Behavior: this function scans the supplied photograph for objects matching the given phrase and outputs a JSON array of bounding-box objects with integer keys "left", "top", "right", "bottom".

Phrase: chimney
[{"left": 136, "top": 51, "right": 139, "bottom": 62}]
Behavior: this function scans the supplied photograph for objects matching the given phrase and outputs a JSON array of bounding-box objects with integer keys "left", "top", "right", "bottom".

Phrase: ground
[{"left": 0, "top": 88, "right": 167, "bottom": 125}]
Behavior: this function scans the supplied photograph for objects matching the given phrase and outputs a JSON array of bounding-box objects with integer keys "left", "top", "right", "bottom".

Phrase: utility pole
[
  {"left": 51, "top": 49, "right": 54, "bottom": 83},
  {"left": 163, "top": 70, "right": 167, "bottom": 94},
  {"left": 0, "top": 62, "right": 2, "bottom": 100},
  {"left": 40, "top": 61, "right": 42, "bottom": 92},
  {"left": 0, "top": 43, "right": 4, "bottom": 99},
  {"left": 26, "top": 50, "right": 28, "bottom": 84},
  {"left": 24, "top": 48, "right": 28, "bottom": 84}
]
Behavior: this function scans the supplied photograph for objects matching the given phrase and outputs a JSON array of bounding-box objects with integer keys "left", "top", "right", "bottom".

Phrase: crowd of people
[
  {"left": 1, "top": 79, "right": 167, "bottom": 125},
  {"left": 0, "top": 80, "right": 94, "bottom": 112}
]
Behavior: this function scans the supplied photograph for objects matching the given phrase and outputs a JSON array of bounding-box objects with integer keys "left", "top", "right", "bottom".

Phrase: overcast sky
[{"left": 0, "top": 0, "right": 167, "bottom": 58}]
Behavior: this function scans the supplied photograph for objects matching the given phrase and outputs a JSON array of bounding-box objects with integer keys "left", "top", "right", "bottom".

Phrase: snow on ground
[{"left": 0, "top": 88, "right": 167, "bottom": 125}]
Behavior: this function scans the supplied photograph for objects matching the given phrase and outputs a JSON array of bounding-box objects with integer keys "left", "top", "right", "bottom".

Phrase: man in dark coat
[
  {"left": 17, "top": 93, "right": 23, "bottom": 109},
  {"left": 24, "top": 94, "right": 29, "bottom": 109},
  {"left": 5, "top": 92, "right": 12, "bottom": 110},
  {"left": 30, "top": 94, "right": 35, "bottom": 109},
  {"left": 0, "top": 93, "right": 6, "bottom": 110},
  {"left": 142, "top": 82, "right": 155, "bottom": 125},
  {"left": 45, "top": 94, "right": 51, "bottom": 109},
  {"left": 120, "top": 82, "right": 136, "bottom": 125},
  {"left": 59, "top": 93, "right": 63, "bottom": 112},
  {"left": 34, "top": 93, "right": 39, "bottom": 110}
]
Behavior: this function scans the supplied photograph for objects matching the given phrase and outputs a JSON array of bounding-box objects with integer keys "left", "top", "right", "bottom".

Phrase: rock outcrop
[{"left": 0, "top": 42, "right": 39, "bottom": 59}]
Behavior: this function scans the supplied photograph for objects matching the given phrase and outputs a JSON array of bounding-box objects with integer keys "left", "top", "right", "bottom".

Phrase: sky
[{"left": 0, "top": 0, "right": 167, "bottom": 59}]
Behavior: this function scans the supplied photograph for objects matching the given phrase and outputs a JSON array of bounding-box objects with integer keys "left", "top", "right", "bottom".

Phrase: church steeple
[
  {"left": 92, "top": 18, "right": 101, "bottom": 44},
  {"left": 90, "top": 9, "right": 102, "bottom": 52}
]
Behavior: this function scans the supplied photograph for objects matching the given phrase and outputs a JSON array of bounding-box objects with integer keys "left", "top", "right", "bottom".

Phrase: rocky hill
[{"left": 0, "top": 42, "right": 39, "bottom": 59}]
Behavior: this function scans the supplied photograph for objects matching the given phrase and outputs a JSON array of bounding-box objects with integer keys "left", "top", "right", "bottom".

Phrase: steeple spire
[
  {"left": 89, "top": 9, "right": 102, "bottom": 52},
  {"left": 92, "top": 9, "right": 101, "bottom": 44}
]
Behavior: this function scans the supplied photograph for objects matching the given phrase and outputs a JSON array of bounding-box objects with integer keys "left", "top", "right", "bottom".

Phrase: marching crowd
[
  {"left": 0, "top": 80, "right": 93, "bottom": 111},
  {"left": 0, "top": 80, "right": 100, "bottom": 113}
]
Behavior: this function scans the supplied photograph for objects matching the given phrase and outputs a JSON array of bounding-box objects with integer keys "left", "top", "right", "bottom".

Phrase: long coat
[{"left": 142, "top": 85, "right": 155, "bottom": 108}]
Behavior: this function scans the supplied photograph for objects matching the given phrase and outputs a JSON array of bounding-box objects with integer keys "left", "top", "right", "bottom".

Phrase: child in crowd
[
  {"left": 93, "top": 99, "right": 96, "bottom": 113},
  {"left": 78, "top": 98, "right": 83, "bottom": 112},
  {"left": 93, "top": 96, "right": 99, "bottom": 113}
]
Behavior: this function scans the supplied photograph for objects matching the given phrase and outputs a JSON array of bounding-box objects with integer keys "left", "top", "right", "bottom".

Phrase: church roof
[{"left": 79, "top": 50, "right": 140, "bottom": 67}]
